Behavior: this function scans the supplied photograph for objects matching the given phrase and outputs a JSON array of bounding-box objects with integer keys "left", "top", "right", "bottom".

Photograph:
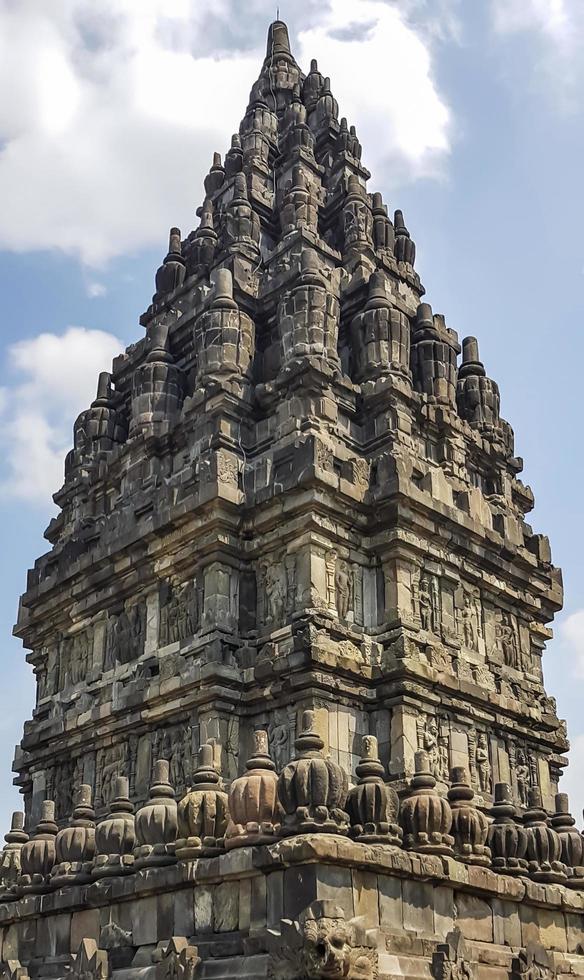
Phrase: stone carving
[
  {"left": 104, "top": 603, "right": 145, "bottom": 670},
  {"left": 134, "top": 760, "right": 178, "bottom": 869},
  {"left": 278, "top": 710, "right": 349, "bottom": 836},
  {"left": 334, "top": 558, "right": 353, "bottom": 621},
  {"left": 417, "top": 716, "right": 449, "bottom": 782},
  {"left": 457, "top": 338, "right": 501, "bottom": 426},
  {"left": 158, "top": 725, "right": 192, "bottom": 798},
  {"left": 510, "top": 744, "right": 534, "bottom": 808},
  {"left": 52, "top": 784, "right": 96, "bottom": 886},
  {"left": 523, "top": 786, "right": 566, "bottom": 883},
  {"left": 487, "top": 782, "right": 528, "bottom": 876},
  {"left": 268, "top": 709, "right": 295, "bottom": 771},
  {"left": 268, "top": 901, "right": 378, "bottom": 980},
  {"left": 70, "top": 939, "right": 108, "bottom": 980},
  {"left": 0, "top": 813, "right": 28, "bottom": 897},
  {"left": 459, "top": 590, "right": 480, "bottom": 651},
  {"left": 467, "top": 730, "right": 491, "bottom": 794},
  {"left": 350, "top": 271, "right": 409, "bottom": 382},
  {"left": 92, "top": 776, "right": 135, "bottom": 878},
  {"left": 176, "top": 744, "right": 228, "bottom": 860},
  {"left": 153, "top": 938, "right": 200, "bottom": 980},
  {"left": 496, "top": 612, "right": 521, "bottom": 670},
  {"left": 97, "top": 743, "right": 129, "bottom": 810},
  {"left": 160, "top": 580, "right": 199, "bottom": 647},
  {"left": 262, "top": 561, "right": 287, "bottom": 627},
  {"left": 400, "top": 751, "right": 454, "bottom": 856},
  {"left": 226, "top": 730, "right": 280, "bottom": 848},
  {"left": 343, "top": 175, "right": 373, "bottom": 252},
  {"left": 346, "top": 735, "right": 402, "bottom": 845},
  {"left": 18, "top": 800, "right": 58, "bottom": 895},
  {"left": 418, "top": 573, "right": 440, "bottom": 633},
  {"left": 194, "top": 268, "right": 255, "bottom": 389},
  {"left": 59, "top": 628, "right": 92, "bottom": 690},
  {"left": 511, "top": 943, "right": 556, "bottom": 980},
  {"left": 432, "top": 928, "right": 474, "bottom": 980},
  {"left": 447, "top": 767, "right": 490, "bottom": 866},
  {"left": 551, "top": 792, "right": 584, "bottom": 885}
]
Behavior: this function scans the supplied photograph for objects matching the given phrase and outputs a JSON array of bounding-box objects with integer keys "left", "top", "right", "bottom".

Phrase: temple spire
[{"left": 266, "top": 19, "right": 292, "bottom": 60}]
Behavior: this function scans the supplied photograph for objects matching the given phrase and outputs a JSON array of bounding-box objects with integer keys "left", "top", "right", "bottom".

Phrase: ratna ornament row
[{"left": 0, "top": 711, "right": 580, "bottom": 898}]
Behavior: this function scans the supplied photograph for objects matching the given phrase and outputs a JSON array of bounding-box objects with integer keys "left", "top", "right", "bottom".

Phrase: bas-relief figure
[
  {"left": 496, "top": 611, "right": 522, "bottom": 670},
  {"left": 334, "top": 557, "right": 353, "bottom": 621},
  {"left": 159, "top": 580, "right": 199, "bottom": 647},
  {"left": 417, "top": 715, "right": 449, "bottom": 782},
  {"left": 418, "top": 573, "right": 440, "bottom": 634},
  {"left": 468, "top": 729, "right": 491, "bottom": 795},
  {"left": 104, "top": 602, "right": 145, "bottom": 670},
  {"left": 262, "top": 561, "right": 287, "bottom": 626}
]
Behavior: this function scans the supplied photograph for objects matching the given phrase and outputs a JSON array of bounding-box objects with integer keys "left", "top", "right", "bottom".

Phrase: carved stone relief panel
[
  {"left": 508, "top": 741, "right": 538, "bottom": 808},
  {"left": 455, "top": 585, "right": 482, "bottom": 653},
  {"left": 37, "top": 644, "right": 59, "bottom": 700},
  {"left": 103, "top": 601, "right": 146, "bottom": 670},
  {"left": 467, "top": 729, "right": 492, "bottom": 795},
  {"left": 417, "top": 714, "right": 449, "bottom": 782},
  {"left": 154, "top": 723, "right": 193, "bottom": 797},
  {"left": 58, "top": 627, "right": 93, "bottom": 691},
  {"left": 159, "top": 579, "right": 200, "bottom": 647},
  {"left": 46, "top": 755, "right": 84, "bottom": 821},
  {"left": 268, "top": 706, "right": 297, "bottom": 772},
  {"left": 95, "top": 743, "right": 129, "bottom": 810},
  {"left": 259, "top": 554, "right": 292, "bottom": 629},
  {"left": 415, "top": 571, "right": 441, "bottom": 635},
  {"left": 334, "top": 555, "right": 353, "bottom": 623}
]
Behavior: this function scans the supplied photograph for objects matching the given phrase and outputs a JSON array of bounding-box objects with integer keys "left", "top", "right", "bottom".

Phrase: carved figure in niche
[
  {"left": 468, "top": 729, "right": 491, "bottom": 794},
  {"left": 496, "top": 612, "right": 521, "bottom": 670},
  {"left": 38, "top": 645, "right": 59, "bottom": 700},
  {"left": 419, "top": 574, "right": 440, "bottom": 633},
  {"left": 160, "top": 581, "right": 198, "bottom": 647},
  {"left": 98, "top": 744, "right": 128, "bottom": 809},
  {"left": 162, "top": 725, "right": 192, "bottom": 796},
  {"left": 70, "top": 630, "right": 91, "bottom": 685},
  {"left": 515, "top": 747, "right": 531, "bottom": 808},
  {"left": 104, "top": 603, "right": 145, "bottom": 669},
  {"left": 335, "top": 559, "right": 353, "bottom": 621},
  {"left": 264, "top": 563, "right": 286, "bottom": 626},
  {"left": 268, "top": 708, "right": 294, "bottom": 771},
  {"left": 417, "top": 716, "right": 439, "bottom": 776},
  {"left": 461, "top": 593, "right": 479, "bottom": 651}
]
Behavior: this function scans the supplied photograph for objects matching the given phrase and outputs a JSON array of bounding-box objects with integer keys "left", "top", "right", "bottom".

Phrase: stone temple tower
[{"left": 2, "top": 19, "right": 580, "bottom": 980}]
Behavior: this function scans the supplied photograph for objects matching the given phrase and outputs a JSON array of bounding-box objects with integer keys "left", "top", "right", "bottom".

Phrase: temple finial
[{"left": 266, "top": 18, "right": 291, "bottom": 59}]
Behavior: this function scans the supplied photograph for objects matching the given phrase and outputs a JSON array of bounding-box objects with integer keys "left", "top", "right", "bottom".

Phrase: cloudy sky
[{"left": 1, "top": 0, "right": 584, "bottom": 833}]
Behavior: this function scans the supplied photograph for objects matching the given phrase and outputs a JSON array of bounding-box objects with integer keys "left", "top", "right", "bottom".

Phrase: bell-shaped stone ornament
[
  {"left": 524, "top": 786, "right": 566, "bottom": 884},
  {"left": 457, "top": 337, "right": 501, "bottom": 427},
  {"left": 447, "top": 767, "right": 490, "bottom": 867},
  {"left": 487, "top": 782, "right": 528, "bottom": 876},
  {"left": 393, "top": 209, "right": 415, "bottom": 266},
  {"left": 350, "top": 270, "right": 410, "bottom": 383},
  {"left": 134, "top": 760, "right": 178, "bottom": 869},
  {"left": 18, "top": 800, "right": 58, "bottom": 894},
  {"left": 278, "top": 710, "right": 349, "bottom": 837},
  {"left": 52, "top": 784, "right": 96, "bottom": 886},
  {"left": 92, "top": 776, "right": 135, "bottom": 878},
  {"left": 226, "top": 730, "right": 281, "bottom": 848},
  {"left": 194, "top": 268, "right": 255, "bottom": 391},
  {"left": 551, "top": 793, "right": 584, "bottom": 887},
  {"left": 400, "top": 752, "right": 453, "bottom": 856},
  {"left": 0, "top": 812, "right": 28, "bottom": 899},
  {"left": 346, "top": 735, "right": 402, "bottom": 845},
  {"left": 176, "top": 744, "right": 229, "bottom": 860},
  {"left": 153, "top": 226, "right": 186, "bottom": 303}
]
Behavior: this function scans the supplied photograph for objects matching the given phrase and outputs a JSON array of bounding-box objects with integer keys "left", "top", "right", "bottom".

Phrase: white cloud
[
  {"left": 559, "top": 609, "right": 584, "bottom": 678},
  {"left": 491, "top": 0, "right": 570, "bottom": 39},
  {"left": 0, "top": 0, "right": 451, "bottom": 266},
  {"left": 298, "top": 1, "right": 451, "bottom": 186},
  {"left": 86, "top": 281, "right": 107, "bottom": 298},
  {"left": 0, "top": 327, "right": 124, "bottom": 504}
]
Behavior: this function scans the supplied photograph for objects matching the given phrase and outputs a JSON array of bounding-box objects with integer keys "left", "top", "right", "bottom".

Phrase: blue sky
[{"left": 1, "top": 0, "right": 583, "bottom": 833}]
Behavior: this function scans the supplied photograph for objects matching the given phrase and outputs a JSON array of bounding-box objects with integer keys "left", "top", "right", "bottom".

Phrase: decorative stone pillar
[
  {"left": 278, "top": 710, "right": 349, "bottom": 836},
  {"left": 346, "top": 735, "right": 402, "bottom": 845},
  {"left": 134, "top": 761, "right": 178, "bottom": 869},
  {"left": 152, "top": 227, "right": 186, "bottom": 304},
  {"left": 277, "top": 249, "right": 340, "bottom": 374},
  {"left": 18, "top": 800, "right": 58, "bottom": 895},
  {"left": 551, "top": 793, "right": 584, "bottom": 887},
  {"left": 457, "top": 336, "right": 501, "bottom": 426},
  {"left": 0, "top": 813, "right": 28, "bottom": 898},
  {"left": 176, "top": 744, "right": 228, "bottom": 859},
  {"left": 92, "top": 776, "right": 135, "bottom": 878},
  {"left": 129, "top": 319, "right": 184, "bottom": 437},
  {"left": 51, "top": 784, "right": 96, "bottom": 886},
  {"left": 411, "top": 302, "right": 459, "bottom": 405},
  {"left": 447, "top": 767, "right": 490, "bottom": 866},
  {"left": 400, "top": 751, "right": 453, "bottom": 856},
  {"left": 225, "top": 730, "right": 280, "bottom": 848},
  {"left": 487, "top": 782, "right": 528, "bottom": 876},
  {"left": 523, "top": 787, "right": 566, "bottom": 884}
]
